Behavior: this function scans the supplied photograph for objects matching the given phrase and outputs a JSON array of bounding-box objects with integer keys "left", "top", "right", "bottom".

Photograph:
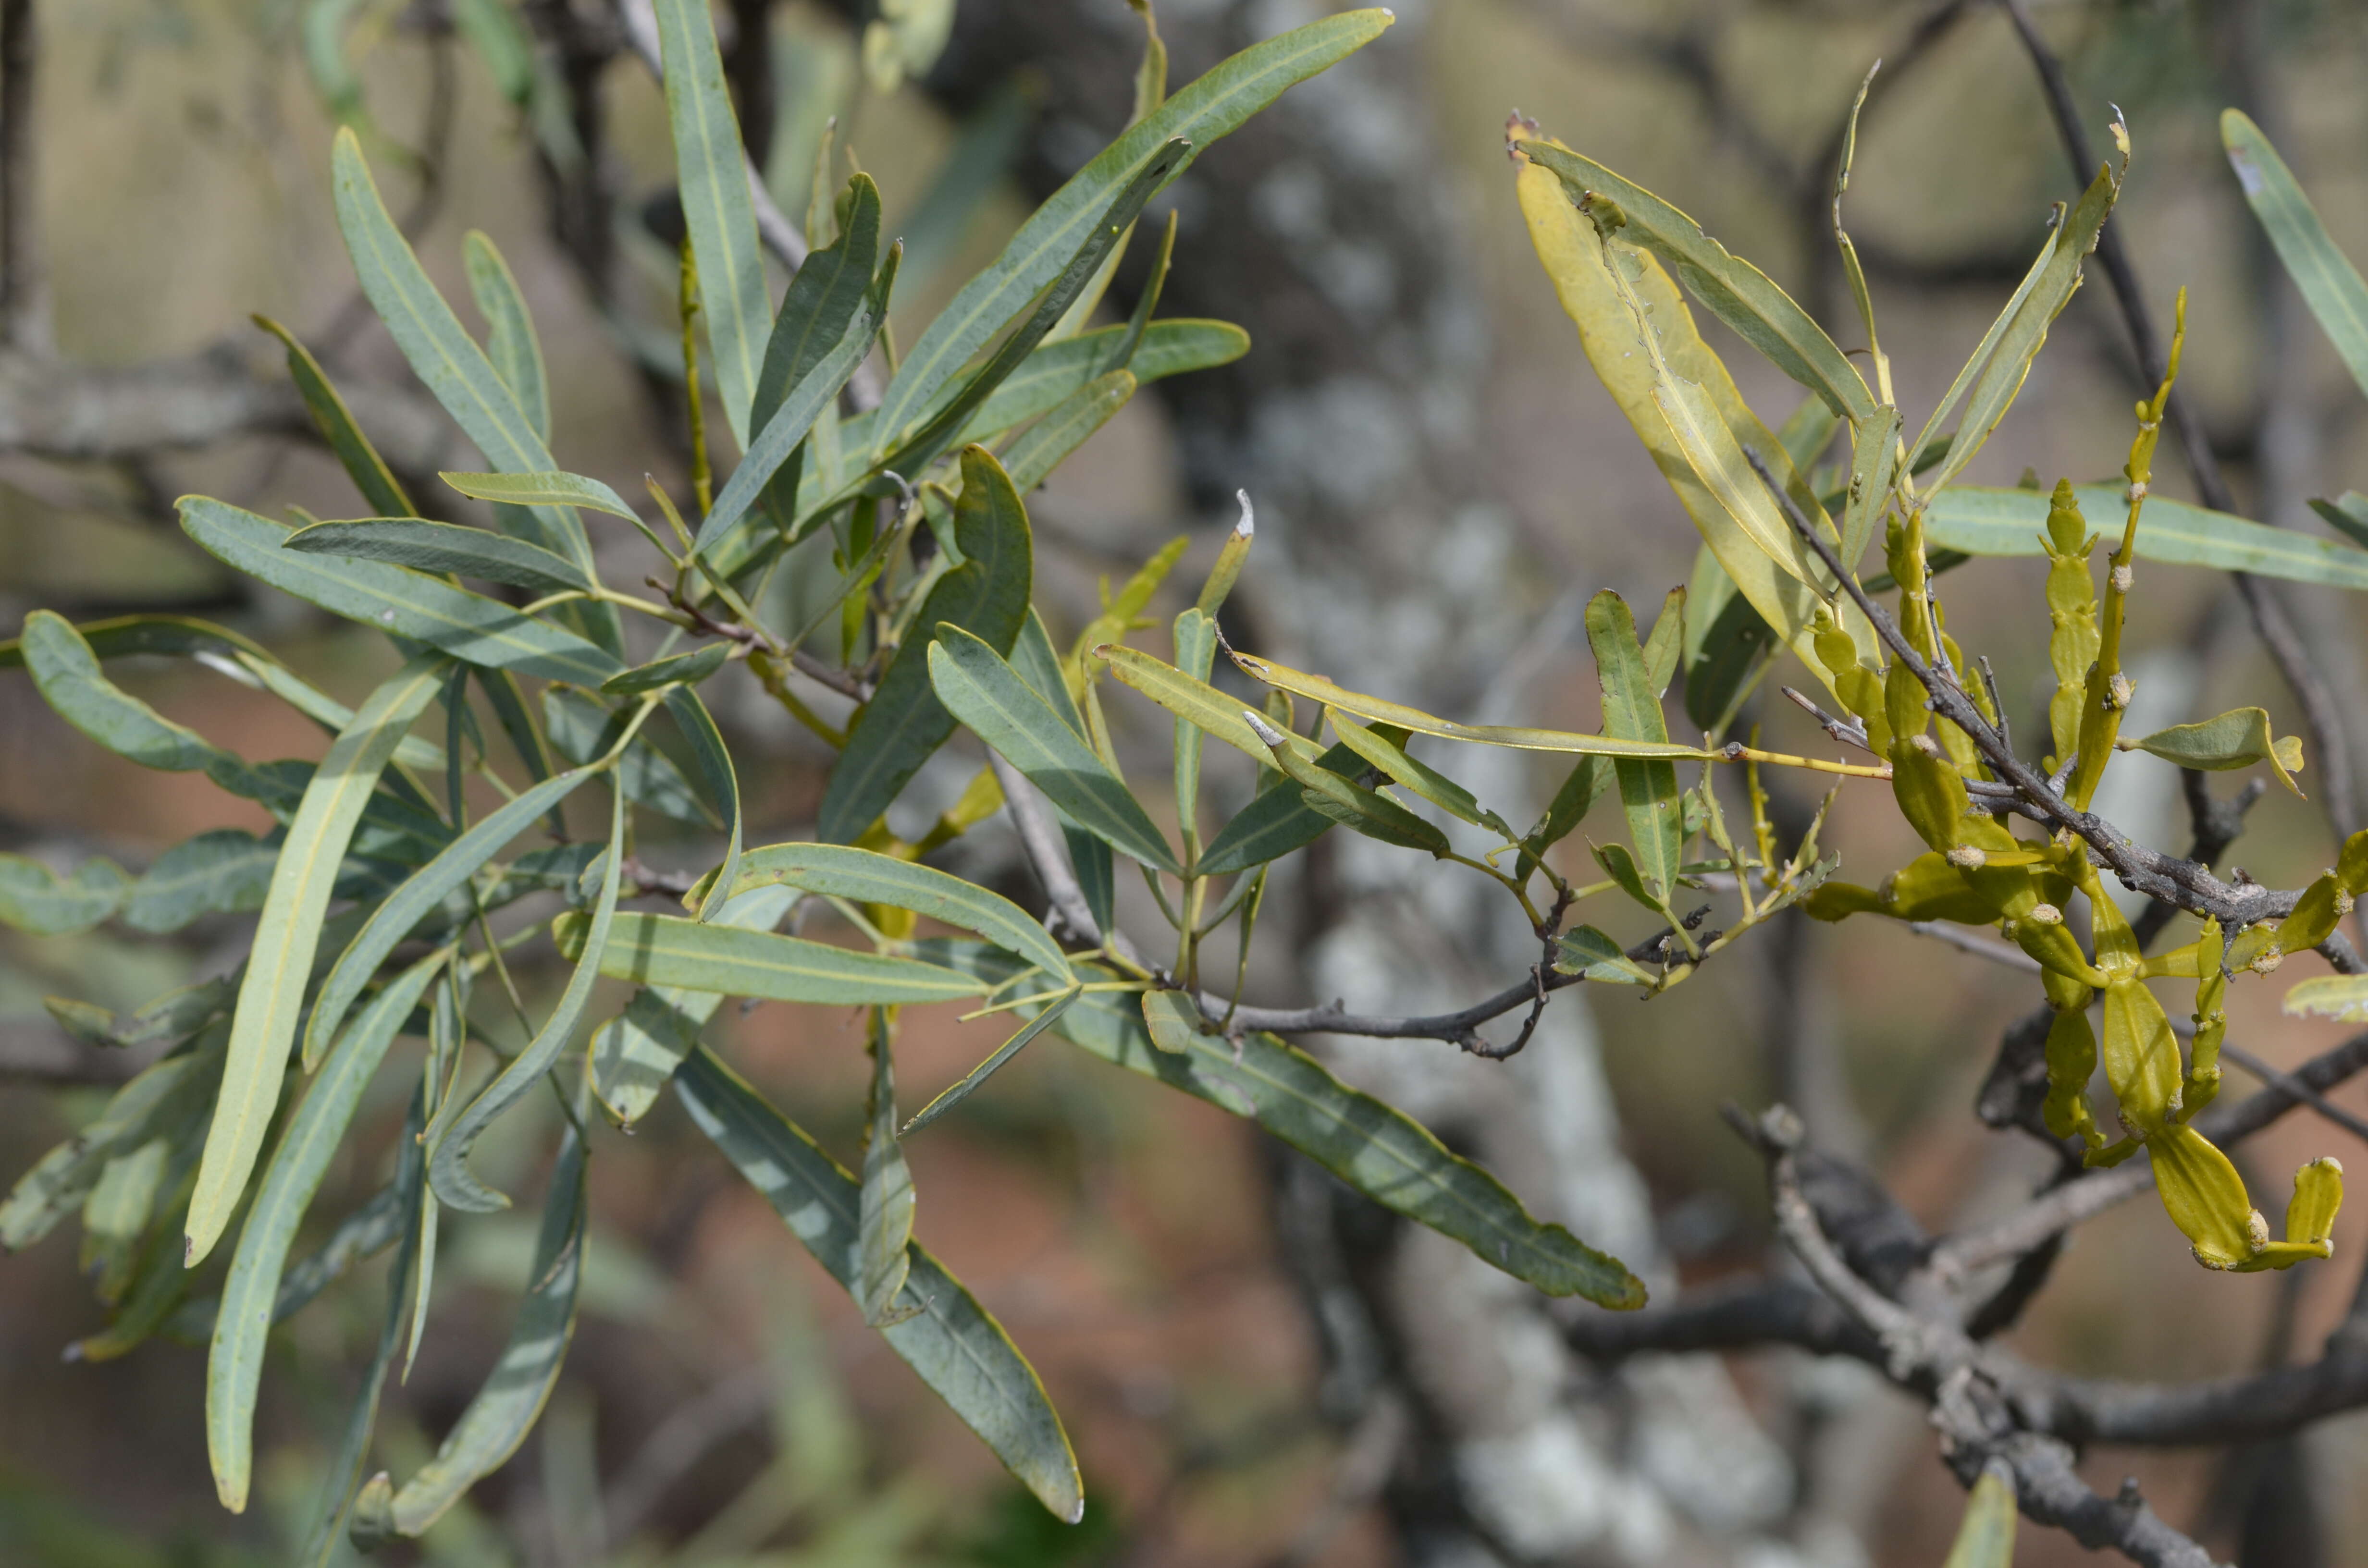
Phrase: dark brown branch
[{"left": 1997, "top": 0, "right": 2359, "bottom": 844}]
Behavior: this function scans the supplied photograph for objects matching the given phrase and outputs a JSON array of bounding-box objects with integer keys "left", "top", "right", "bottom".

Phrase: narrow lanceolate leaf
[
  {"left": 22, "top": 611, "right": 231, "bottom": 772},
  {"left": 856, "top": 1014, "right": 917, "bottom": 1326},
  {"left": 304, "top": 766, "right": 598, "bottom": 1070},
  {"left": 754, "top": 174, "right": 882, "bottom": 448},
  {"left": 125, "top": 829, "right": 279, "bottom": 933},
  {"left": 873, "top": 8, "right": 1390, "bottom": 444},
  {"left": 1000, "top": 370, "right": 1135, "bottom": 493},
  {"left": 601, "top": 642, "right": 729, "bottom": 696},
  {"left": 2127, "top": 708, "right": 2305, "bottom": 795},
  {"left": 463, "top": 231, "right": 549, "bottom": 442},
  {"left": 1508, "top": 143, "right": 1867, "bottom": 675},
  {"left": 358, "top": 1131, "right": 587, "bottom": 1542},
  {"left": 1196, "top": 746, "right": 1366, "bottom": 878},
  {"left": 2225, "top": 110, "right": 2368, "bottom": 404},
  {"left": 928, "top": 943, "right": 1648, "bottom": 1308},
  {"left": 440, "top": 469, "right": 639, "bottom": 523},
  {"left": 428, "top": 790, "right": 625, "bottom": 1214},
  {"left": 286, "top": 518, "right": 592, "bottom": 596},
  {"left": 903, "top": 990, "right": 1082, "bottom": 1135},
  {"left": 930, "top": 627, "right": 1181, "bottom": 874},
  {"left": 654, "top": 0, "right": 767, "bottom": 447},
  {"left": 2284, "top": 974, "right": 2368, "bottom": 1023},
  {"left": 1941, "top": 1463, "right": 2018, "bottom": 1568},
  {"left": 590, "top": 886, "right": 798, "bottom": 1127},
  {"left": 1517, "top": 138, "right": 1873, "bottom": 422},
  {"left": 1171, "top": 609, "right": 1219, "bottom": 855},
  {"left": 691, "top": 243, "right": 898, "bottom": 558},
  {"left": 1098, "top": 643, "right": 1325, "bottom": 768},
  {"left": 182, "top": 498, "right": 626, "bottom": 686},
  {"left": 664, "top": 685, "right": 742, "bottom": 921},
  {"left": 1586, "top": 591, "right": 1683, "bottom": 896},
  {"left": 719, "top": 842, "right": 1071, "bottom": 980},
  {"left": 1, "top": 1025, "right": 225, "bottom": 1250},
  {"left": 1840, "top": 404, "right": 1901, "bottom": 574},
  {"left": 329, "top": 127, "right": 614, "bottom": 649},
  {"left": 819, "top": 447, "right": 1034, "bottom": 842},
  {"left": 185, "top": 654, "right": 448, "bottom": 1267},
  {"left": 0, "top": 853, "right": 127, "bottom": 934},
  {"left": 1230, "top": 647, "right": 1717, "bottom": 760},
  {"left": 1923, "top": 485, "right": 2368, "bottom": 591},
  {"left": 674, "top": 1048, "right": 1084, "bottom": 1521},
  {"left": 0, "top": 611, "right": 271, "bottom": 670},
  {"left": 209, "top": 950, "right": 444, "bottom": 1513},
  {"left": 1906, "top": 224, "right": 2059, "bottom": 483},
  {"left": 253, "top": 315, "right": 416, "bottom": 518},
  {"left": 559, "top": 911, "right": 987, "bottom": 1004}
]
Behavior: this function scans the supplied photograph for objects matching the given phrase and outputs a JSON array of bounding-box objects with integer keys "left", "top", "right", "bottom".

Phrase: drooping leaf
[
  {"left": 1940, "top": 1463, "right": 2018, "bottom": 1568},
  {"left": 286, "top": 517, "right": 593, "bottom": 596},
  {"left": 1000, "top": 370, "right": 1136, "bottom": 494},
  {"left": 0, "top": 853, "right": 130, "bottom": 935},
  {"left": 854, "top": 1013, "right": 917, "bottom": 1326},
  {"left": 819, "top": 447, "right": 1034, "bottom": 842},
  {"left": 1923, "top": 484, "right": 2368, "bottom": 591},
  {"left": 0, "top": 611, "right": 271, "bottom": 670},
  {"left": 181, "top": 499, "right": 625, "bottom": 686},
  {"left": 663, "top": 684, "right": 743, "bottom": 921},
  {"left": 0, "top": 1025, "right": 225, "bottom": 1251},
  {"left": 1586, "top": 591, "right": 1683, "bottom": 898},
  {"left": 185, "top": 653, "right": 449, "bottom": 1267},
  {"left": 355, "top": 1130, "right": 587, "bottom": 1542},
  {"left": 305, "top": 765, "right": 597, "bottom": 1069},
  {"left": 1328, "top": 712, "right": 1512, "bottom": 838},
  {"left": 2225, "top": 110, "right": 2368, "bottom": 405},
  {"left": 427, "top": 789, "right": 625, "bottom": 1214},
  {"left": 208, "top": 950, "right": 444, "bottom": 1513},
  {"left": 600, "top": 642, "right": 730, "bottom": 697},
  {"left": 556, "top": 910, "right": 987, "bottom": 1004},
  {"left": 1517, "top": 138, "right": 1874, "bottom": 422},
  {"left": 1098, "top": 642, "right": 1324, "bottom": 769},
  {"left": 929, "top": 627, "right": 1180, "bottom": 874},
  {"left": 902, "top": 990, "right": 1083, "bottom": 1135},
  {"left": 870, "top": 9, "right": 1390, "bottom": 445},
  {"left": 927, "top": 942, "right": 1647, "bottom": 1308},
  {"left": 124, "top": 829, "right": 280, "bottom": 933},
  {"left": 717, "top": 842, "right": 1071, "bottom": 980},
  {"left": 253, "top": 315, "right": 416, "bottom": 518},
  {"left": 589, "top": 885, "right": 799, "bottom": 1127},
  {"left": 752, "top": 172, "right": 882, "bottom": 459},
  {"left": 462, "top": 231, "right": 549, "bottom": 442},
  {"left": 21, "top": 610, "right": 232, "bottom": 773},
  {"left": 2127, "top": 708, "right": 2304, "bottom": 795},
  {"left": 2309, "top": 492, "right": 2368, "bottom": 549},
  {"left": 674, "top": 1047, "right": 1084, "bottom": 1521},
  {"left": 654, "top": 0, "right": 769, "bottom": 447}
]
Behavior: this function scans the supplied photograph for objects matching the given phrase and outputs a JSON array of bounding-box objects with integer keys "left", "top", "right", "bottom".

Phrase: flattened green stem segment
[{"left": 185, "top": 651, "right": 450, "bottom": 1268}]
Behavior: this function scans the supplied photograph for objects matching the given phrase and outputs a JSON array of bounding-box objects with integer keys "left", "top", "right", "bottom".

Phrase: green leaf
[
  {"left": 930, "top": 627, "right": 1180, "bottom": 874},
  {"left": 543, "top": 688, "right": 711, "bottom": 826},
  {"left": 1840, "top": 404, "right": 1901, "bottom": 573},
  {"left": 600, "top": 641, "right": 730, "bottom": 696},
  {"left": 1195, "top": 744, "right": 1365, "bottom": 878},
  {"left": 0, "top": 853, "right": 129, "bottom": 935},
  {"left": 1000, "top": 370, "right": 1135, "bottom": 494},
  {"left": 1941, "top": 1463, "right": 2018, "bottom": 1568},
  {"left": 673, "top": 1048, "right": 1085, "bottom": 1521},
  {"left": 462, "top": 231, "right": 549, "bottom": 442},
  {"left": 1009, "top": 610, "right": 1116, "bottom": 926},
  {"left": 2127, "top": 708, "right": 2304, "bottom": 795},
  {"left": 1586, "top": 591, "right": 1682, "bottom": 897},
  {"left": 1098, "top": 642, "right": 1320, "bottom": 768},
  {"left": 2310, "top": 492, "right": 2368, "bottom": 549},
  {"left": 902, "top": 990, "right": 1082, "bottom": 1135},
  {"left": 2224, "top": 110, "right": 2368, "bottom": 405},
  {"left": 0, "top": 611, "right": 271, "bottom": 670},
  {"left": 1904, "top": 226, "right": 2060, "bottom": 489},
  {"left": 557, "top": 910, "right": 988, "bottom": 1004},
  {"left": 1920, "top": 162, "right": 2119, "bottom": 497},
  {"left": 286, "top": 517, "right": 593, "bottom": 596},
  {"left": 1923, "top": 484, "right": 2368, "bottom": 591},
  {"left": 655, "top": 0, "right": 768, "bottom": 448},
  {"left": 589, "top": 886, "right": 799, "bottom": 1127},
  {"left": 21, "top": 610, "right": 230, "bottom": 772},
  {"left": 440, "top": 468, "right": 639, "bottom": 523},
  {"left": 1678, "top": 546, "right": 1775, "bottom": 736},
  {"left": 855, "top": 1014, "right": 916, "bottom": 1326},
  {"left": 358, "top": 1130, "right": 587, "bottom": 1541},
  {"left": 820, "top": 448, "right": 1035, "bottom": 841},
  {"left": 428, "top": 788, "right": 626, "bottom": 1214},
  {"left": 753, "top": 173, "right": 882, "bottom": 455},
  {"left": 692, "top": 242, "right": 898, "bottom": 559},
  {"left": 329, "top": 127, "right": 614, "bottom": 649},
  {"left": 872, "top": 9, "right": 1390, "bottom": 444},
  {"left": 181, "top": 498, "right": 626, "bottom": 686},
  {"left": 0, "top": 1024, "right": 224, "bottom": 1250},
  {"left": 2285, "top": 974, "right": 2368, "bottom": 1023},
  {"left": 1553, "top": 926, "right": 1654, "bottom": 985},
  {"left": 1328, "top": 712, "right": 1512, "bottom": 838},
  {"left": 185, "top": 653, "right": 448, "bottom": 1267},
  {"left": 929, "top": 943, "right": 1647, "bottom": 1308},
  {"left": 1171, "top": 608, "right": 1219, "bottom": 856},
  {"left": 663, "top": 684, "right": 743, "bottom": 921},
  {"left": 1139, "top": 989, "right": 1200, "bottom": 1055},
  {"left": 124, "top": 829, "right": 279, "bottom": 933},
  {"left": 1518, "top": 139, "right": 1873, "bottom": 422},
  {"left": 719, "top": 842, "right": 1071, "bottom": 980},
  {"left": 209, "top": 949, "right": 444, "bottom": 1513},
  {"left": 253, "top": 315, "right": 416, "bottom": 518},
  {"left": 305, "top": 764, "right": 597, "bottom": 1070}
]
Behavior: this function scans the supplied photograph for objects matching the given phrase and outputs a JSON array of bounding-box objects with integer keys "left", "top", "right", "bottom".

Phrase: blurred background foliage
[{"left": 9, "top": 0, "right": 2368, "bottom": 1563}]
